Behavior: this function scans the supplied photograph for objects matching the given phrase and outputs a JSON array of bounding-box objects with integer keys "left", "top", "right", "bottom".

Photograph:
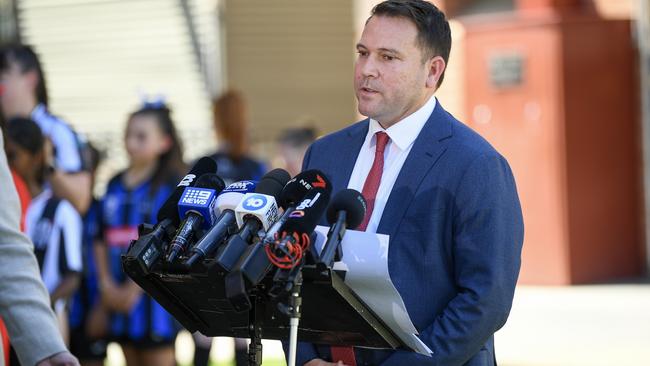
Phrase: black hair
[
  {"left": 5, "top": 117, "right": 44, "bottom": 155},
  {"left": 0, "top": 43, "right": 49, "bottom": 106},
  {"left": 277, "top": 127, "right": 317, "bottom": 148},
  {"left": 85, "top": 141, "right": 104, "bottom": 173},
  {"left": 371, "top": 0, "right": 451, "bottom": 87},
  {"left": 127, "top": 104, "right": 186, "bottom": 191}
]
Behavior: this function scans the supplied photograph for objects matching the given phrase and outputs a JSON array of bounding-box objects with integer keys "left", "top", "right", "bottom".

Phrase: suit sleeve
[
  {"left": 281, "top": 142, "right": 322, "bottom": 365},
  {"left": 380, "top": 153, "right": 524, "bottom": 366},
  {"left": 0, "top": 132, "right": 68, "bottom": 366}
]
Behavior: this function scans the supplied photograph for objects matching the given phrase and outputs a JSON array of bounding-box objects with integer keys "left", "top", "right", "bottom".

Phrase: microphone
[
  {"left": 265, "top": 187, "right": 332, "bottom": 303},
  {"left": 215, "top": 169, "right": 290, "bottom": 272},
  {"left": 279, "top": 169, "right": 330, "bottom": 208},
  {"left": 317, "top": 189, "right": 366, "bottom": 270},
  {"left": 166, "top": 173, "right": 225, "bottom": 263},
  {"left": 235, "top": 169, "right": 290, "bottom": 230},
  {"left": 235, "top": 170, "right": 332, "bottom": 286},
  {"left": 263, "top": 169, "right": 332, "bottom": 244},
  {"left": 156, "top": 156, "right": 218, "bottom": 227},
  {"left": 184, "top": 180, "right": 257, "bottom": 267},
  {"left": 266, "top": 187, "right": 331, "bottom": 269}
]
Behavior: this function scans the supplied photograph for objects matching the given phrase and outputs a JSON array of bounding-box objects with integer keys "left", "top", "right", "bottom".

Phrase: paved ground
[
  {"left": 495, "top": 284, "right": 650, "bottom": 366},
  {"left": 106, "top": 283, "right": 650, "bottom": 365}
]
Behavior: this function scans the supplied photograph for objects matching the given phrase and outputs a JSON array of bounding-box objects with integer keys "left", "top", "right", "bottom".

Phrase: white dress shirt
[{"left": 347, "top": 95, "right": 437, "bottom": 233}]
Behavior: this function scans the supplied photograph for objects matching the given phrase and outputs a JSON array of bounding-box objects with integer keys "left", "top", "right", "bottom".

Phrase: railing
[
  {"left": 178, "top": 0, "right": 223, "bottom": 98},
  {"left": 0, "top": 0, "right": 20, "bottom": 43}
]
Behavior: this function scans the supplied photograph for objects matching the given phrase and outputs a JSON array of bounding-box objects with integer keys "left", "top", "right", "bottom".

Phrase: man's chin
[{"left": 357, "top": 104, "right": 378, "bottom": 120}]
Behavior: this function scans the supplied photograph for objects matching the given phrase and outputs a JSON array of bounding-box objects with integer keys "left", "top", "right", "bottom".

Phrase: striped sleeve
[{"left": 56, "top": 200, "right": 83, "bottom": 273}]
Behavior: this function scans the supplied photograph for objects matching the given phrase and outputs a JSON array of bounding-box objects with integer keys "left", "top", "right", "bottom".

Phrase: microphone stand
[
  {"left": 248, "top": 293, "right": 264, "bottom": 366},
  {"left": 270, "top": 256, "right": 308, "bottom": 366},
  {"left": 286, "top": 272, "right": 303, "bottom": 366}
]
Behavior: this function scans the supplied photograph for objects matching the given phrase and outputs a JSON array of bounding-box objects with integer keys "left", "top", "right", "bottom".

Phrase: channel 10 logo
[{"left": 242, "top": 194, "right": 268, "bottom": 211}]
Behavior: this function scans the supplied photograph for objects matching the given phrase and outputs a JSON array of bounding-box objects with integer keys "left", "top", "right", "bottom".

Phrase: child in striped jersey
[
  {"left": 4, "top": 117, "right": 82, "bottom": 344},
  {"left": 94, "top": 103, "right": 185, "bottom": 366}
]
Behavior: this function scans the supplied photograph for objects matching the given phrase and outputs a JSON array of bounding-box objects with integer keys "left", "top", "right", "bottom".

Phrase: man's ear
[{"left": 425, "top": 56, "right": 446, "bottom": 89}]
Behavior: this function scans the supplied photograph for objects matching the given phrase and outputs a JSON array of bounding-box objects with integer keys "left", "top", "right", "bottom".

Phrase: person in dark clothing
[
  {"left": 207, "top": 90, "right": 266, "bottom": 185},
  {"left": 196, "top": 90, "right": 265, "bottom": 366}
]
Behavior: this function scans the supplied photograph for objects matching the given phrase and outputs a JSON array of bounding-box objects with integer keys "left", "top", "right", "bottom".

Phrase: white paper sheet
[{"left": 313, "top": 226, "right": 432, "bottom": 356}]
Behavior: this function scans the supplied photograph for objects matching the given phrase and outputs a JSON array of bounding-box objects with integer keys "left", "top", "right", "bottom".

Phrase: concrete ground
[
  {"left": 106, "top": 283, "right": 650, "bottom": 365},
  {"left": 495, "top": 284, "right": 650, "bottom": 366}
]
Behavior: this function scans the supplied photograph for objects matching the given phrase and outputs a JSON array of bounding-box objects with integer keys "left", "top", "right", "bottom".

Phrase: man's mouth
[{"left": 360, "top": 86, "right": 379, "bottom": 94}]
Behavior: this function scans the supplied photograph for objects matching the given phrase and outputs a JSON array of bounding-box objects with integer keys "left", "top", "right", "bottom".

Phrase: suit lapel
[
  {"left": 328, "top": 120, "right": 369, "bottom": 193},
  {"left": 377, "top": 103, "right": 453, "bottom": 238}
]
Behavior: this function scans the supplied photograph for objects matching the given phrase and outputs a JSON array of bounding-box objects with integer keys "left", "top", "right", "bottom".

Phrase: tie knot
[{"left": 375, "top": 132, "right": 389, "bottom": 153}]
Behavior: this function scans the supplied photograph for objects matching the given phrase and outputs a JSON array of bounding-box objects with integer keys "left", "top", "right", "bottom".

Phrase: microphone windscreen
[
  {"left": 326, "top": 189, "right": 367, "bottom": 229},
  {"left": 283, "top": 188, "right": 331, "bottom": 235},
  {"left": 195, "top": 173, "right": 226, "bottom": 192},
  {"left": 156, "top": 156, "right": 218, "bottom": 224},
  {"left": 280, "top": 169, "right": 332, "bottom": 208},
  {"left": 255, "top": 169, "right": 291, "bottom": 202}
]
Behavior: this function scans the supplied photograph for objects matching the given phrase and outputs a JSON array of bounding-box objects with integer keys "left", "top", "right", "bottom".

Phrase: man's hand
[
  {"left": 305, "top": 359, "right": 349, "bottom": 366},
  {"left": 36, "top": 351, "right": 79, "bottom": 366}
]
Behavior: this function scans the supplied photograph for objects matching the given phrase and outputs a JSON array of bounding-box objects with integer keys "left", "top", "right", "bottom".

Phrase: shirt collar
[{"left": 368, "top": 95, "right": 437, "bottom": 151}]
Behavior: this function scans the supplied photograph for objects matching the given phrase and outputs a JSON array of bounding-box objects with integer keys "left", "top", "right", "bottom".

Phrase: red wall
[{"left": 462, "top": 10, "right": 643, "bottom": 284}]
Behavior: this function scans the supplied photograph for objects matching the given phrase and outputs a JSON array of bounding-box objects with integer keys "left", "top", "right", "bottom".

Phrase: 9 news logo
[
  {"left": 180, "top": 188, "right": 213, "bottom": 206},
  {"left": 242, "top": 194, "right": 268, "bottom": 211}
]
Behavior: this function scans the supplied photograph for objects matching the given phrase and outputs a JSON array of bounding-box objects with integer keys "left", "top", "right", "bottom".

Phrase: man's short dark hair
[
  {"left": 5, "top": 117, "right": 44, "bottom": 155},
  {"left": 0, "top": 43, "right": 49, "bottom": 106},
  {"left": 371, "top": 0, "right": 451, "bottom": 87}
]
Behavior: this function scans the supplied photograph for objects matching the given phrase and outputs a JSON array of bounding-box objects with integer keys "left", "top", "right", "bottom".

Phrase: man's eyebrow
[
  {"left": 378, "top": 47, "right": 401, "bottom": 55},
  {"left": 355, "top": 44, "right": 402, "bottom": 56}
]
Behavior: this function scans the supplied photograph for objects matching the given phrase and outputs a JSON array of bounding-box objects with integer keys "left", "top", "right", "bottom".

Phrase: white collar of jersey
[
  {"left": 367, "top": 95, "right": 437, "bottom": 151},
  {"left": 31, "top": 188, "right": 53, "bottom": 206},
  {"left": 31, "top": 103, "right": 48, "bottom": 121}
]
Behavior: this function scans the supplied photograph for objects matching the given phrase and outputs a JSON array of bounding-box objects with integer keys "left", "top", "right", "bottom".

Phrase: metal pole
[
  {"left": 638, "top": 0, "right": 650, "bottom": 275},
  {"left": 287, "top": 272, "right": 303, "bottom": 366}
]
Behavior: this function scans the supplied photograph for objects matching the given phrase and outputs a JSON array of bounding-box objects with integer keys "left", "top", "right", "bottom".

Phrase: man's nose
[{"left": 359, "top": 56, "right": 379, "bottom": 78}]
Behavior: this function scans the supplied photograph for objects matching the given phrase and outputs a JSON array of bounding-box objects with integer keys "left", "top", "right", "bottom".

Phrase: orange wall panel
[{"left": 463, "top": 13, "right": 642, "bottom": 284}]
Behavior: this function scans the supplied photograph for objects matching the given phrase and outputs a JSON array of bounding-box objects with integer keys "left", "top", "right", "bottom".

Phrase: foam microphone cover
[
  {"left": 255, "top": 168, "right": 291, "bottom": 202},
  {"left": 280, "top": 169, "right": 332, "bottom": 208},
  {"left": 195, "top": 173, "right": 226, "bottom": 191},
  {"left": 326, "top": 189, "right": 367, "bottom": 229},
  {"left": 156, "top": 156, "right": 218, "bottom": 224},
  {"left": 283, "top": 188, "right": 331, "bottom": 235}
]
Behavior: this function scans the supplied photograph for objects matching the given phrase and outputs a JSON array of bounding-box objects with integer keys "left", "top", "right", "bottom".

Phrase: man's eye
[
  {"left": 357, "top": 50, "right": 368, "bottom": 57},
  {"left": 382, "top": 55, "right": 395, "bottom": 61}
]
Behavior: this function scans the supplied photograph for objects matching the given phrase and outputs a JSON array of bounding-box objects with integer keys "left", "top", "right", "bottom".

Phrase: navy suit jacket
[{"left": 287, "top": 102, "right": 524, "bottom": 366}]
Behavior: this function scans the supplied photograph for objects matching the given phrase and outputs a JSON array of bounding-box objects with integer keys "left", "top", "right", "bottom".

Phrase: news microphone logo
[
  {"left": 235, "top": 193, "right": 279, "bottom": 230},
  {"left": 287, "top": 174, "right": 328, "bottom": 192},
  {"left": 312, "top": 174, "right": 327, "bottom": 189},
  {"left": 180, "top": 188, "right": 214, "bottom": 206},
  {"left": 289, "top": 191, "right": 323, "bottom": 218},
  {"left": 178, "top": 174, "right": 197, "bottom": 187},
  {"left": 242, "top": 195, "right": 268, "bottom": 210},
  {"left": 223, "top": 180, "right": 256, "bottom": 193},
  {"left": 179, "top": 187, "right": 218, "bottom": 228}
]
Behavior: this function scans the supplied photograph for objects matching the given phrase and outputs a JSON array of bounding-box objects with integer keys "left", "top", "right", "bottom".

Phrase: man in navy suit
[{"left": 289, "top": 1, "right": 524, "bottom": 365}]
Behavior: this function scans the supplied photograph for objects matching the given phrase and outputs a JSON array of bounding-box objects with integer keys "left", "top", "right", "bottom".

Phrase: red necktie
[{"left": 331, "top": 131, "right": 389, "bottom": 366}]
